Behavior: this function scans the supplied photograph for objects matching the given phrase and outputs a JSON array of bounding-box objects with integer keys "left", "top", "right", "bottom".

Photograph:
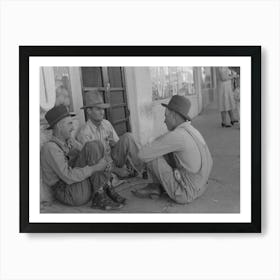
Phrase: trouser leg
[
  {"left": 53, "top": 179, "right": 92, "bottom": 206},
  {"left": 228, "top": 110, "right": 236, "bottom": 122},
  {"left": 221, "top": 111, "right": 227, "bottom": 123},
  {"left": 111, "top": 132, "right": 144, "bottom": 174},
  {"left": 75, "top": 140, "right": 111, "bottom": 192},
  {"left": 53, "top": 140, "right": 110, "bottom": 206},
  {"left": 146, "top": 156, "right": 188, "bottom": 204}
]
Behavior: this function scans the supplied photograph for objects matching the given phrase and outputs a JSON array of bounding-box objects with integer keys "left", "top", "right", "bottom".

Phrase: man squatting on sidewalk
[{"left": 133, "top": 95, "right": 213, "bottom": 204}]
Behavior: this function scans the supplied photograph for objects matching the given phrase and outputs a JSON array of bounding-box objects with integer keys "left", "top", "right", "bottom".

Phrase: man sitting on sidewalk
[
  {"left": 133, "top": 95, "right": 213, "bottom": 204},
  {"left": 40, "top": 105, "right": 125, "bottom": 210},
  {"left": 77, "top": 90, "right": 144, "bottom": 179}
]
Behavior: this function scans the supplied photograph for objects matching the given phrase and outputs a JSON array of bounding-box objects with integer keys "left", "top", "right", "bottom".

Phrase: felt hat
[
  {"left": 161, "top": 95, "right": 191, "bottom": 121},
  {"left": 81, "top": 90, "right": 110, "bottom": 109},
  {"left": 45, "top": 105, "right": 75, "bottom": 130}
]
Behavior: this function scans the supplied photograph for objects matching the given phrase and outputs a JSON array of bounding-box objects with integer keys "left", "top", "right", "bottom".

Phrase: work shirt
[
  {"left": 138, "top": 122, "right": 204, "bottom": 174},
  {"left": 40, "top": 136, "right": 93, "bottom": 186},
  {"left": 77, "top": 119, "right": 119, "bottom": 159}
]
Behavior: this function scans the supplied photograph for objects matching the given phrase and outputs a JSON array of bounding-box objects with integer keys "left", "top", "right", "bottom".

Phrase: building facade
[{"left": 40, "top": 66, "right": 218, "bottom": 145}]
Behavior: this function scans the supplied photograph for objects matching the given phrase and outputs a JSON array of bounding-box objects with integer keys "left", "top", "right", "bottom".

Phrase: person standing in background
[{"left": 216, "top": 67, "right": 239, "bottom": 127}]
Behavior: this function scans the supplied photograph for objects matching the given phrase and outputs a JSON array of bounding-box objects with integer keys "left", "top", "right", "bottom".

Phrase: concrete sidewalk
[{"left": 41, "top": 105, "right": 240, "bottom": 213}]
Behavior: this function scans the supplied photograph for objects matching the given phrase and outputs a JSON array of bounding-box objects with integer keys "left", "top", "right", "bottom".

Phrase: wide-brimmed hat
[
  {"left": 161, "top": 95, "right": 191, "bottom": 121},
  {"left": 81, "top": 91, "right": 110, "bottom": 109},
  {"left": 45, "top": 105, "right": 75, "bottom": 130}
]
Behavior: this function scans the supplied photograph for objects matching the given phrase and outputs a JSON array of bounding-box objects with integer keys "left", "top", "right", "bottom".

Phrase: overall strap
[
  {"left": 49, "top": 139, "right": 69, "bottom": 159},
  {"left": 166, "top": 125, "right": 203, "bottom": 172},
  {"left": 165, "top": 153, "right": 178, "bottom": 170}
]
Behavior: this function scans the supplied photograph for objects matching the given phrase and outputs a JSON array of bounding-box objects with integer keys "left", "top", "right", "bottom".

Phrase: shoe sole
[
  {"left": 106, "top": 192, "right": 127, "bottom": 204},
  {"left": 131, "top": 190, "right": 160, "bottom": 199},
  {"left": 91, "top": 203, "right": 124, "bottom": 211}
]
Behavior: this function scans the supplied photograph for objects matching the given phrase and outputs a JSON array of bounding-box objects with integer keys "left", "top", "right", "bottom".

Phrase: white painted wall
[
  {"left": 125, "top": 67, "right": 201, "bottom": 144},
  {"left": 69, "top": 67, "right": 85, "bottom": 137},
  {"left": 40, "top": 67, "right": 56, "bottom": 111},
  {"left": 41, "top": 67, "right": 203, "bottom": 145},
  {"left": 125, "top": 67, "right": 154, "bottom": 145}
]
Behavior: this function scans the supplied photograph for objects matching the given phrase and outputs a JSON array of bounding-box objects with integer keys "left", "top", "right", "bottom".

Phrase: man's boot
[{"left": 91, "top": 190, "right": 124, "bottom": 210}]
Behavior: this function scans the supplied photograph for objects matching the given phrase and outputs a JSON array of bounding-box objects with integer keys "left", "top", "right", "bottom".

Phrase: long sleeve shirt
[
  {"left": 76, "top": 119, "right": 119, "bottom": 163},
  {"left": 40, "top": 136, "right": 93, "bottom": 186},
  {"left": 138, "top": 122, "right": 203, "bottom": 174},
  {"left": 77, "top": 119, "right": 119, "bottom": 147}
]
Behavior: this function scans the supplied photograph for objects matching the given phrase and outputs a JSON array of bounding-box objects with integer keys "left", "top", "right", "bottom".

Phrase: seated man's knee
[
  {"left": 173, "top": 194, "right": 189, "bottom": 205},
  {"left": 84, "top": 140, "right": 104, "bottom": 153},
  {"left": 147, "top": 157, "right": 166, "bottom": 171},
  {"left": 120, "top": 132, "right": 134, "bottom": 142},
  {"left": 146, "top": 159, "right": 158, "bottom": 171},
  {"left": 123, "top": 132, "right": 133, "bottom": 138}
]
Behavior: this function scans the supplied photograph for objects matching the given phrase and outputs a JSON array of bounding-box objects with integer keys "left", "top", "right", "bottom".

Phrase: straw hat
[{"left": 81, "top": 91, "right": 110, "bottom": 109}]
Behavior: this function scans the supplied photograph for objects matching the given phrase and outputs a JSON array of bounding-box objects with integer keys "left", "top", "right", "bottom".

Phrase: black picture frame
[{"left": 20, "top": 46, "right": 261, "bottom": 233}]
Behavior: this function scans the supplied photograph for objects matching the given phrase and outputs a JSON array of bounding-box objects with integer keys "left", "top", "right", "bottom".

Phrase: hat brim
[
  {"left": 46, "top": 112, "right": 76, "bottom": 130},
  {"left": 161, "top": 103, "right": 191, "bottom": 121},
  {"left": 81, "top": 103, "right": 110, "bottom": 109}
]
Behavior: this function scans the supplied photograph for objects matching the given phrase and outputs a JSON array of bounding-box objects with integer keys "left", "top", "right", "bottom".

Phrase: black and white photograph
[
  {"left": 2, "top": 0, "right": 279, "bottom": 279},
  {"left": 39, "top": 66, "right": 240, "bottom": 214},
  {"left": 20, "top": 46, "right": 260, "bottom": 232}
]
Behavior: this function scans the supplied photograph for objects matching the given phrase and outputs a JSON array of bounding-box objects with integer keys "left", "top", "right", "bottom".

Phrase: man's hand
[
  {"left": 95, "top": 158, "right": 108, "bottom": 172},
  {"left": 112, "top": 166, "right": 130, "bottom": 178},
  {"left": 67, "top": 137, "right": 83, "bottom": 151},
  {"left": 109, "top": 139, "right": 117, "bottom": 148}
]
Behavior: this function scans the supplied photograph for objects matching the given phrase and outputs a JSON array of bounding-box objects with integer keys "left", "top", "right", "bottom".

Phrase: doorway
[{"left": 80, "top": 67, "right": 130, "bottom": 136}]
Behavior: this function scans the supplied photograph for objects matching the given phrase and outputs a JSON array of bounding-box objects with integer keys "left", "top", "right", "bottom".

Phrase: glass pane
[
  {"left": 111, "top": 106, "right": 126, "bottom": 121},
  {"left": 150, "top": 67, "right": 195, "bottom": 101},
  {"left": 201, "top": 67, "right": 214, "bottom": 89},
  {"left": 110, "top": 91, "right": 124, "bottom": 105},
  {"left": 108, "top": 67, "right": 123, "bottom": 87},
  {"left": 81, "top": 67, "right": 103, "bottom": 87}
]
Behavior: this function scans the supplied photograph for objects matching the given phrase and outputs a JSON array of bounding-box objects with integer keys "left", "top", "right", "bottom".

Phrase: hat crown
[
  {"left": 163, "top": 95, "right": 191, "bottom": 120},
  {"left": 45, "top": 105, "right": 72, "bottom": 129},
  {"left": 84, "top": 91, "right": 104, "bottom": 106}
]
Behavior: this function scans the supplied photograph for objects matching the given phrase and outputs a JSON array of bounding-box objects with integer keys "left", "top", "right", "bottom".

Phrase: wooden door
[{"left": 80, "top": 67, "right": 130, "bottom": 136}]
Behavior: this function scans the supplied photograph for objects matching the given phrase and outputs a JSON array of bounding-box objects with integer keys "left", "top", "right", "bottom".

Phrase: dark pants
[
  {"left": 53, "top": 140, "right": 110, "bottom": 206},
  {"left": 111, "top": 132, "right": 144, "bottom": 174}
]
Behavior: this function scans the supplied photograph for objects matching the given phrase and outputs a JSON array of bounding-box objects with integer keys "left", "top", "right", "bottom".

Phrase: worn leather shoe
[
  {"left": 91, "top": 192, "right": 124, "bottom": 210},
  {"left": 131, "top": 183, "right": 163, "bottom": 199},
  {"left": 106, "top": 187, "right": 126, "bottom": 204}
]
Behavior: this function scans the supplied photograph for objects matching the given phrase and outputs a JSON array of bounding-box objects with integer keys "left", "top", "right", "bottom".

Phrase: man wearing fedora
[
  {"left": 133, "top": 95, "right": 213, "bottom": 204},
  {"left": 77, "top": 90, "right": 144, "bottom": 179},
  {"left": 40, "top": 104, "right": 126, "bottom": 210}
]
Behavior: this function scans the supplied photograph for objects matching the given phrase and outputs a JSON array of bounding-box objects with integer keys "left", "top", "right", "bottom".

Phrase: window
[
  {"left": 150, "top": 67, "right": 195, "bottom": 101},
  {"left": 201, "top": 67, "right": 214, "bottom": 89},
  {"left": 53, "top": 67, "right": 74, "bottom": 111}
]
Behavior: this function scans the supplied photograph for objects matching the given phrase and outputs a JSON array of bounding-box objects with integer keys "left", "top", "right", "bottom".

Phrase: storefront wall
[
  {"left": 125, "top": 67, "right": 201, "bottom": 145},
  {"left": 40, "top": 66, "right": 209, "bottom": 146}
]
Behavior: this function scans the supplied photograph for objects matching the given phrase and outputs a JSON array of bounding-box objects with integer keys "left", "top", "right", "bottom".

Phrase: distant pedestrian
[
  {"left": 216, "top": 67, "right": 239, "bottom": 127},
  {"left": 132, "top": 95, "right": 213, "bottom": 204}
]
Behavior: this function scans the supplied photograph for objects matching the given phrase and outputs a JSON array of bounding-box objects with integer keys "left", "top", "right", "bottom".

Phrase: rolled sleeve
[{"left": 138, "top": 131, "right": 185, "bottom": 162}]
